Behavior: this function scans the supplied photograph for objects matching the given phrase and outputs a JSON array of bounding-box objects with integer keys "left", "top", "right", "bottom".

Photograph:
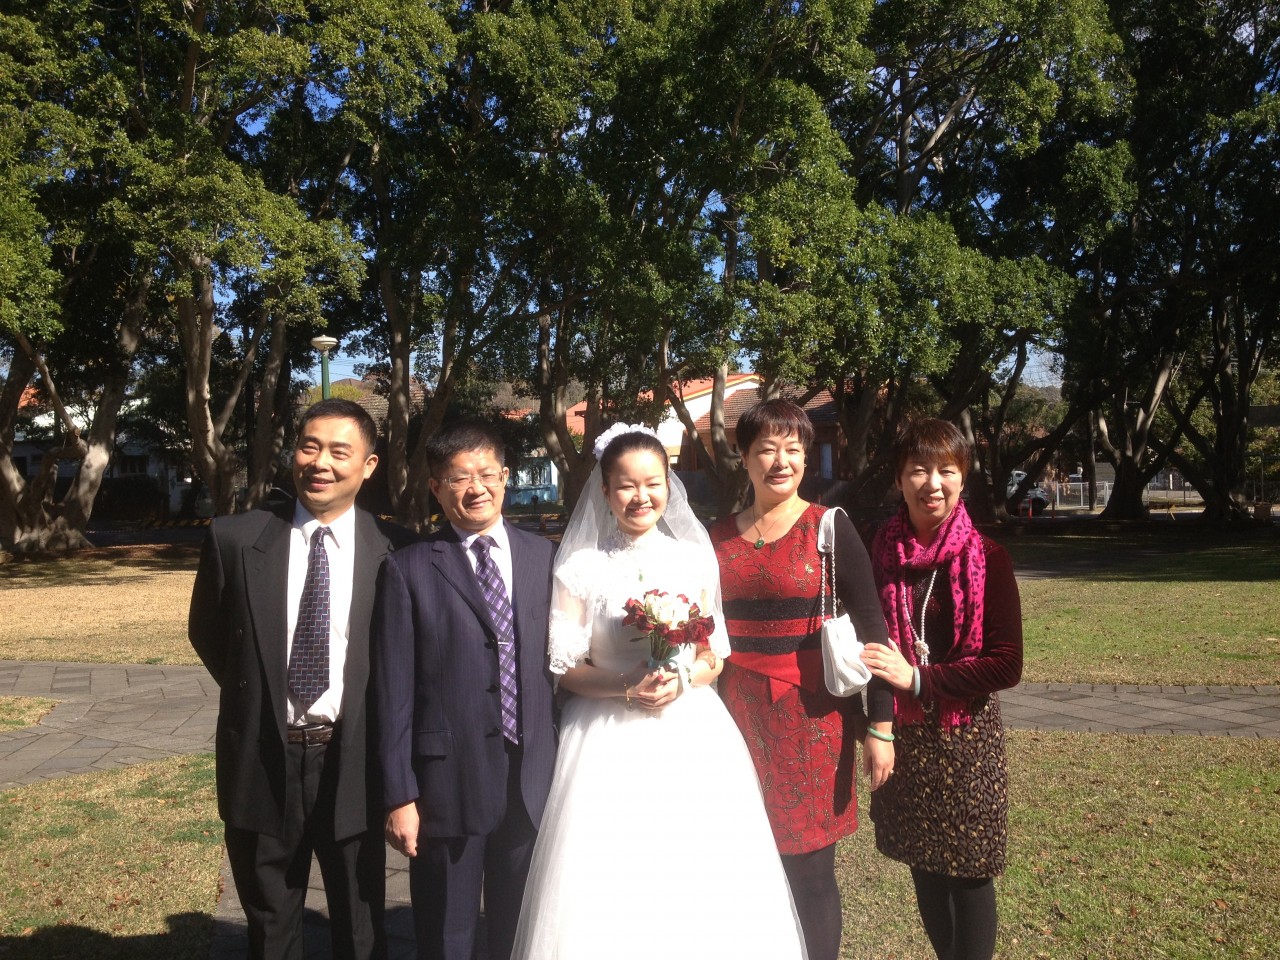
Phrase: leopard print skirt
[{"left": 869, "top": 694, "right": 1007, "bottom": 879}]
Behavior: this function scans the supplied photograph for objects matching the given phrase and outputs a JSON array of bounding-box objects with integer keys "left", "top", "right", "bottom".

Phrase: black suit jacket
[
  {"left": 372, "top": 521, "right": 557, "bottom": 837},
  {"left": 189, "top": 500, "right": 414, "bottom": 841}
]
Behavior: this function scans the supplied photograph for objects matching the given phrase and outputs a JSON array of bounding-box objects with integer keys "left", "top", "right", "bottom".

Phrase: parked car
[{"left": 1007, "top": 470, "right": 1050, "bottom": 516}]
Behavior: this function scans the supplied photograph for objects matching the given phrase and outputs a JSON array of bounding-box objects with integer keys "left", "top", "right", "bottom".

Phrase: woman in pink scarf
[{"left": 861, "top": 419, "right": 1023, "bottom": 960}]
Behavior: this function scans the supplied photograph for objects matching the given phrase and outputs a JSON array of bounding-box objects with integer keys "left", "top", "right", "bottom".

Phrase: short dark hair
[
  {"left": 893, "top": 418, "right": 971, "bottom": 476},
  {"left": 599, "top": 430, "right": 668, "bottom": 484},
  {"left": 735, "top": 398, "right": 814, "bottom": 455},
  {"left": 299, "top": 399, "right": 377, "bottom": 455},
  {"left": 425, "top": 421, "right": 507, "bottom": 476}
]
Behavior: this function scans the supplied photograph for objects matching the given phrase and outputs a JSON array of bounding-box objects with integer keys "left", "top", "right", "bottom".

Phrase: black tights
[
  {"left": 910, "top": 867, "right": 997, "bottom": 960},
  {"left": 780, "top": 844, "right": 841, "bottom": 960}
]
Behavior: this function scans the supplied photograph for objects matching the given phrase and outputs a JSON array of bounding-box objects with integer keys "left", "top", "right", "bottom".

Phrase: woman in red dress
[{"left": 710, "top": 399, "right": 894, "bottom": 960}]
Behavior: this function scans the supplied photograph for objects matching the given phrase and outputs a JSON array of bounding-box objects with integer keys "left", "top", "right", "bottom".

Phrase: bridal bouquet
[{"left": 622, "top": 588, "right": 716, "bottom": 667}]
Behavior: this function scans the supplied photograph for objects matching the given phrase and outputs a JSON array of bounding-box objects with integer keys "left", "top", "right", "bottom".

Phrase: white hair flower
[{"left": 592, "top": 422, "right": 662, "bottom": 461}]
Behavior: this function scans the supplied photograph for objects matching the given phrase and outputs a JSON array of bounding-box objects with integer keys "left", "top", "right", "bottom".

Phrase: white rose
[{"left": 652, "top": 593, "right": 679, "bottom": 625}]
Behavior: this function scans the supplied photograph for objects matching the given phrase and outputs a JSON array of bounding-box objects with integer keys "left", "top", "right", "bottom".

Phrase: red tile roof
[
  {"left": 692, "top": 387, "right": 838, "bottom": 432},
  {"left": 17, "top": 385, "right": 44, "bottom": 411},
  {"left": 564, "top": 372, "right": 762, "bottom": 421}
]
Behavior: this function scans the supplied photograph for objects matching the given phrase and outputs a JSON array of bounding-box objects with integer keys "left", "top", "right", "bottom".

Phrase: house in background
[
  {"left": 566, "top": 374, "right": 846, "bottom": 504},
  {"left": 347, "top": 379, "right": 562, "bottom": 508},
  {"left": 487, "top": 406, "right": 561, "bottom": 507},
  {"left": 565, "top": 373, "right": 765, "bottom": 469},
  {"left": 654, "top": 373, "right": 765, "bottom": 467},
  {"left": 506, "top": 451, "right": 559, "bottom": 506},
  {"left": 12, "top": 391, "right": 178, "bottom": 519},
  {"left": 683, "top": 381, "right": 842, "bottom": 482}
]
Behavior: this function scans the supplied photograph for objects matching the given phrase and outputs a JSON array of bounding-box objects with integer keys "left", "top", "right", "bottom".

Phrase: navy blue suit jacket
[{"left": 372, "top": 521, "right": 557, "bottom": 837}]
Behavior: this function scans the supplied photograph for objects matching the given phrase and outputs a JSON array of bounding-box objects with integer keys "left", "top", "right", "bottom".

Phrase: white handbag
[{"left": 818, "top": 507, "right": 874, "bottom": 698}]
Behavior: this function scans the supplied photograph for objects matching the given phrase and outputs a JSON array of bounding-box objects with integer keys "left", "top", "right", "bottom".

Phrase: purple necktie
[
  {"left": 471, "top": 536, "right": 520, "bottom": 744},
  {"left": 288, "top": 526, "right": 331, "bottom": 711}
]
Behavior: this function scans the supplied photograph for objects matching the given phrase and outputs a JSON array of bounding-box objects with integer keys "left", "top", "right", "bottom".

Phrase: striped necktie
[
  {"left": 288, "top": 526, "right": 331, "bottom": 711},
  {"left": 471, "top": 536, "right": 520, "bottom": 744}
]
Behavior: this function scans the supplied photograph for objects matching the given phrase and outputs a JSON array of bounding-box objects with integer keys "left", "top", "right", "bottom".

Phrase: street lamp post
[{"left": 310, "top": 335, "right": 339, "bottom": 399}]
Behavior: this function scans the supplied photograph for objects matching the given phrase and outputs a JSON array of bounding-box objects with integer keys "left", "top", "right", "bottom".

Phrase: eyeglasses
[{"left": 440, "top": 471, "right": 506, "bottom": 491}]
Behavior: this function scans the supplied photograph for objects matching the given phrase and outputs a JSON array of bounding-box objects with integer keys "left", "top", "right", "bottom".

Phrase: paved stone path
[
  {"left": 0, "top": 661, "right": 218, "bottom": 790},
  {"left": 2, "top": 659, "right": 1278, "bottom": 959}
]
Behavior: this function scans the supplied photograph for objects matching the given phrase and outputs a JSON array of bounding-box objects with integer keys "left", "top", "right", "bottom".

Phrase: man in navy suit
[
  {"left": 190, "top": 399, "right": 413, "bottom": 960},
  {"left": 372, "top": 422, "right": 557, "bottom": 960}
]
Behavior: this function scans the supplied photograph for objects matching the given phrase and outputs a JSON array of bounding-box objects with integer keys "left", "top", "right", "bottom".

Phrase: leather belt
[{"left": 287, "top": 724, "right": 335, "bottom": 746}]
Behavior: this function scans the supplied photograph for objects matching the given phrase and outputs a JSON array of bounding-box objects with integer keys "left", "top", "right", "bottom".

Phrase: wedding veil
[
  {"left": 553, "top": 425, "right": 714, "bottom": 561},
  {"left": 548, "top": 424, "right": 728, "bottom": 672}
]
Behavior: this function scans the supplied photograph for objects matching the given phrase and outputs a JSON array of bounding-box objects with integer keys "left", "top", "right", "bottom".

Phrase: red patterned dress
[{"left": 711, "top": 503, "right": 893, "bottom": 855}]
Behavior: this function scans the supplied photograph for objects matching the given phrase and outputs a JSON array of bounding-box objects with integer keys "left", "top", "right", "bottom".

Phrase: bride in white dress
[{"left": 511, "top": 425, "right": 807, "bottom": 960}]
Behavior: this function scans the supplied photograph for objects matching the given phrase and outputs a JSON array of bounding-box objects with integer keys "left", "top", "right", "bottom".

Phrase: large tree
[
  {"left": 1054, "top": 0, "right": 1280, "bottom": 520},
  {"left": 0, "top": 6, "right": 139, "bottom": 554}
]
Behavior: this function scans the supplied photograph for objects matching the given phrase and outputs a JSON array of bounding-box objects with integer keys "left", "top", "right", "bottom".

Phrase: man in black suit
[
  {"left": 373, "top": 422, "right": 557, "bottom": 960},
  {"left": 190, "top": 398, "right": 411, "bottom": 960}
]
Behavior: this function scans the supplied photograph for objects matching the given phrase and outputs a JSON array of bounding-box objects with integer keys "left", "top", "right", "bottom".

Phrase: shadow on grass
[
  {"left": 210, "top": 903, "right": 419, "bottom": 959},
  {"left": 993, "top": 522, "right": 1280, "bottom": 583},
  {"left": 0, "top": 544, "right": 201, "bottom": 587},
  {"left": 0, "top": 912, "right": 210, "bottom": 959}
]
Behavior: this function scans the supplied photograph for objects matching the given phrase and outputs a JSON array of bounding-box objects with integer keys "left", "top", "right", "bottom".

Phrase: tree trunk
[
  {"left": 834, "top": 375, "right": 878, "bottom": 480},
  {"left": 1099, "top": 457, "right": 1150, "bottom": 520},
  {"left": 378, "top": 262, "right": 414, "bottom": 515},
  {"left": 537, "top": 303, "right": 593, "bottom": 513},
  {"left": 175, "top": 262, "right": 238, "bottom": 515},
  {"left": 709, "top": 365, "right": 748, "bottom": 516},
  {"left": 0, "top": 413, "right": 92, "bottom": 557},
  {"left": 243, "top": 305, "right": 292, "bottom": 509},
  {"left": 0, "top": 276, "right": 148, "bottom": 557},
  {"left": 60, "top": 278, "right": 148, "bottom": 534},
  {"left": 0, "top": 348, "right": 38, "bottom": 550},
  {"left": 956, "top": 409, "right": 997, "bottom": 524}
]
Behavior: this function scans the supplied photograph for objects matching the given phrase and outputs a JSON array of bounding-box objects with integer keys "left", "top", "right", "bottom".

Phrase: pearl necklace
[{"left": 904, "top": 568, "right": 940, "bottom": 666}]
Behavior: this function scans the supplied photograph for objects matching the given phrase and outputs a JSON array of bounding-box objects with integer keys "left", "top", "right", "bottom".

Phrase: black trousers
[
  {"left": 410, "top": 746, "right": 538, "bottom": 960},
  {"left": 224, "top": 737, "right": 386, "bottom": 960}
]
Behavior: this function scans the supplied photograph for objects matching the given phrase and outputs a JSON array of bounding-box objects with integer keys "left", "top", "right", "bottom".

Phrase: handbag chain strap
[{"left": 819, "top": 508, "right": 840, "bottom": 621}]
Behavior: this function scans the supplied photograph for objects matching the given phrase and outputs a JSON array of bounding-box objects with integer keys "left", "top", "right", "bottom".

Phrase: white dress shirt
[
  {"left": 286, "top": 502, "right": 358, "bottom": 725},
  {"left": 453, "top": 520, "right": 515, "bottom": 605}
]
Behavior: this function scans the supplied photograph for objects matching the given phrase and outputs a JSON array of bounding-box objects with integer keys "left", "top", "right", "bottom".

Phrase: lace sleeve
[
  {"left": 547, "top": 550, "right": 597, "bottom": 675},
  {"left": 674, "top": 539, "right": 732, "bottom": 661},
  {"left": 698, "top": 544, "right": 732, "bottom": 660}
]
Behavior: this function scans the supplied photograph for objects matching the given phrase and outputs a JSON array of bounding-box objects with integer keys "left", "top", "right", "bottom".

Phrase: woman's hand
[
  {"left": 861, "top": 640, "right": 914, "bottom": 691},
  {"left": 628, "top": 665, "right": 680, "bottom": 710},
  {"left": 863, "top": 734, "right": 895, "bottom": 791}
]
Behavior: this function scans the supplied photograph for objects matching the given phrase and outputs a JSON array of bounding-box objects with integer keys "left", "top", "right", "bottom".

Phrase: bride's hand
[{"left": 629, "top": 666, "right": 680, "bottom": 710}]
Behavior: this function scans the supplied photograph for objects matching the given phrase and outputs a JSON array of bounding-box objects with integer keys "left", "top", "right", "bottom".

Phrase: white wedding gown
[{"left": 511, "top": 530, "right": 807, "bottom": 960}]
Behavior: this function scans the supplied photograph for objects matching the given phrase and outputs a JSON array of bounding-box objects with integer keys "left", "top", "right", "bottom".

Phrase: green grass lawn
[
  {"left": 837, "top": 731, "right": 1280, "bottom": 959},
  {"left": 0, "top": 523, "right": 1277, "bottom": 957},
  {"left": 0, "top": 697, "right": 56, "bottom": 731},
  {"left": 0, "top": 754, "right": 223, "bottom": 958},
  {"left": 1000, "top": 527, "right": 1280, "bottom": 685}
]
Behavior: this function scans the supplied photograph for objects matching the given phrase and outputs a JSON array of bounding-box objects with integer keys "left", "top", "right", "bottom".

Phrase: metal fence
[{"left": 1047, "top": 479, "right": 1208, "bottom": 510}]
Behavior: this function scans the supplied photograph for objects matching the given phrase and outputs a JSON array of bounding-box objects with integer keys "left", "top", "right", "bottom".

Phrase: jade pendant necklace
[{"left": 750, "top": 500, "right": 796, "bottom": 549}]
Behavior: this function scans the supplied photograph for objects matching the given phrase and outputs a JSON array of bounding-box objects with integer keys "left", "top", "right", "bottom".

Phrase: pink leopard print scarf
[{"left": 871, "top": 499, "right": 986, "bottom": 730}]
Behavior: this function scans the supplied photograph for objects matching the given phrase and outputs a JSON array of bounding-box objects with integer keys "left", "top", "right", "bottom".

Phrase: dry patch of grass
[
  {"left": 0, "top": 697, "right": 57, "bottom": 731},
  {"left": 838, "top": 730, "right": 1280, "bottom": 959},
  {"left": 0, "top": 753, "right": 221, "bottom": 958},
  {"left": 0, "top": 545, "right": 199, "bottom": 665}
]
